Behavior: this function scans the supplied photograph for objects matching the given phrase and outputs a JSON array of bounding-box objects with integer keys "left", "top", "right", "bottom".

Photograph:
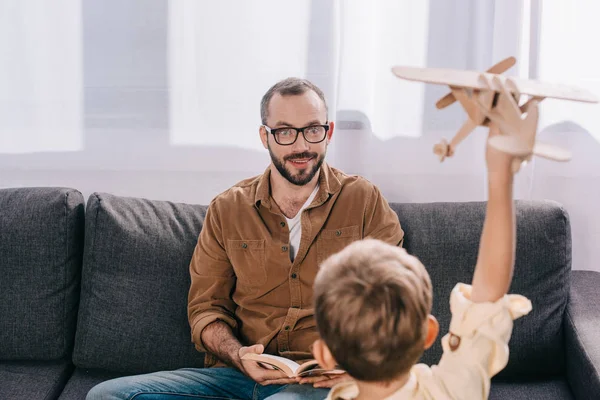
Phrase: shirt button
[
  {"left": 280, "top": 221, "right": 286, "bottom": 227},
  {"left": 284, "top": 326, "right": 290, "bottom": 330},
  {"left": 335, "top": 230, "right": 342, "bottom": 236},
  {"left": 242, "top": 242, "right": 248, "bottom": 248},
  {"left": 291, "top": 273, "right": 297, "bottom": 279},
  {"left": 282, "top": 246, "right": 288, "bottom": 251}
]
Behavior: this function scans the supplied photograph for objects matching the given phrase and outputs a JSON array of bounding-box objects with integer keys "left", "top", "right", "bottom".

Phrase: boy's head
[{"left": 312, "top": 239, "right": 439, "bottom": 382}]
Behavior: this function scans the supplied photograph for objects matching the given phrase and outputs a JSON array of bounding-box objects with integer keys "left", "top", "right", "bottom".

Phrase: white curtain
[
  {"left": 166, "top": 0, "right": 600, "bottom": 271},
  {"left": 334, "top": 0, "right": 430, "bottom": 139},
  {"left": 0, "top": 0, "right": 82, "bottom": 154},
  {"left": 168, "top": 0, "right": 312, "bottom": 152},
  {"left": 531, "top": 0, "right": 600, "bottom": 272},
  {"left": 1, "top": 0, "right": 598, "bottom": 270}
]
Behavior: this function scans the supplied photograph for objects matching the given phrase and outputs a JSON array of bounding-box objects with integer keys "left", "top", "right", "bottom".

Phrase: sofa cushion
[
  {"left": 0, "top": 187, "right": 84, "bottom": 360},
  {"left": 72, "top": 194, "right": 570, "bottom": 379},
  {"left": 391, "top": 200, "right": 570, "bottom": 379},
  {"left": 489, "top": 379, "right": 574, "bottom": 400},
  {"left": 73, "top": 193, "right": 206, "bottom": 373},
  {"left": 0, "top": 360, "right": 73, "bottom": 400},
  {"left": 58, "top": 368, "right": 123, "bottom": 400}
]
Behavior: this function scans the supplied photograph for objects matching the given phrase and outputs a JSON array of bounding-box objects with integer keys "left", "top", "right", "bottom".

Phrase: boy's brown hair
[{"left": 314, "top": 239, "right": 433, "bottom": 382}]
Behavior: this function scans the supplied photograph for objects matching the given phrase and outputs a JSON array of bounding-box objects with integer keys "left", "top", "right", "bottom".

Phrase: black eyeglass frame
[{"left": 263, "top": 123, "right": 330, "bottom": 146}]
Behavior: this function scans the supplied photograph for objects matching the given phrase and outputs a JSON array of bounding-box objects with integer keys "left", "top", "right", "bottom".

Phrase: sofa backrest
[
  {"left": 73, "top": 193, "right": 571, "bottom": 379},
  {"left": 391, "top": 200, "right": 571, "bottom": 379},
  {"left": 72, "top": 193, "right": 206, "bottom": 373},
  {"left": 0, "top": 187, "right": 84, "bottom": 361}
]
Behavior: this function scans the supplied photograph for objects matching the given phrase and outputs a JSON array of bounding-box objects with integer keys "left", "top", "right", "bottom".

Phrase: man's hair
[
  {"left": 314, "top": 239, "right": 433, "bottom": 382},
  {"left": 260, "top": 77, "right": 328, "bottom": 125}
]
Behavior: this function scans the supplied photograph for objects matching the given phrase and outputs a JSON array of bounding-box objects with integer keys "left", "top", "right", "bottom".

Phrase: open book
[{"left": 241, "top": 353, "right": 345, "bottom": 378}]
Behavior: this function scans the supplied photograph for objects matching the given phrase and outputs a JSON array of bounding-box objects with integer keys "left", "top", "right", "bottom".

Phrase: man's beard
[{"left": 268, "top": 144, "right": 325, "bottom": 186}]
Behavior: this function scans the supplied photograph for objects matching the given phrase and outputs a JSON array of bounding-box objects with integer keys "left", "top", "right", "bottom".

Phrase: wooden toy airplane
[{"left": 391, "top": 56, "right": 599, "bottom": 171}]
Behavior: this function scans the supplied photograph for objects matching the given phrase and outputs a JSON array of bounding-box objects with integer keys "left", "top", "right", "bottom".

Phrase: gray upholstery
[
  {"left": 0, "top": 187, "right": 84, "bottom": 360},
  {"left": 489, "top": 379, "right": 574, "bottom": 399},
  {"left": 72, "top": 193, "right": 206, "bottom": 373},
  {"left": 3, "top": 187, "right": 598, "bottom": 399},
  {"left": 0, "top": 360, "right": 73, "bottom": 400},
  {"left": 390, "top": 201, "right": 570, "bottom": 379},
  {"left": 566, "top": 270, "right": 600, "bottom": 400},
  {"left": 57, "top": 372, "right": 577, "bottom": 400},
  {"left": 58, "top": 369, "right": 122, "bottom": 400},
  {"left": 73, "top": 195, "right": 572, "bottom": 378}
]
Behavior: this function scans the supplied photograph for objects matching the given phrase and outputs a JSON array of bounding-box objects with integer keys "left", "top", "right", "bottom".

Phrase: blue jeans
[{"left": 86, "top": 367, "right": 330, "bottom": 400}]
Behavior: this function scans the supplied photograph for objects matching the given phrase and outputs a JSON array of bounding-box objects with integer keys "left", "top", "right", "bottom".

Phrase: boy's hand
[
  {"left": 485, "top": 124, "right": 517, "bottom": 177},
  {"left": 238, "top": 345, "right": 297, "bottom": 386},
  {"left": 297, "top": 372, "right": 353, "bottom": 388}
]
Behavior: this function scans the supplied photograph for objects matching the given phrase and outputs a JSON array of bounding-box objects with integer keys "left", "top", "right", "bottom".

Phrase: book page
[
  {"left": 296, "top": 360, "right": 346, "bottom": 377},
  {"left": 242, "top": 353, "right": 301, "bottom": 376},
  {"left": 296, "top": 359, "right": 320, "bottom": 373},
  {"left": 297, "top": 367, "right": 346, "bottom": 377},
  {"left": 256, "top": 354, "right": 301, "bottom": 374}
]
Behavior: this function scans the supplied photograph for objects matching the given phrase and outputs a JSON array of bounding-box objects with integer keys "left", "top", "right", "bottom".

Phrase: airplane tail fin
[
  {"left": 533, "top": 142, "right": 572, "bottom": 161},
  {"left": 488, "top": 135, "right": 532, "bottom": 157},
  {"left": 488, "top": 136, "right": 572, "bottom": 162}
]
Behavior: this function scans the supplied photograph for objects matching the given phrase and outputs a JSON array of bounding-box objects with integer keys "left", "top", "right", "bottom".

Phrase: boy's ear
[
  {"left": 312, "top": 339, "right": 337, "bottom": 370},
  {"left": 424, "top": 315, "right": 439, "bottom": 350}
]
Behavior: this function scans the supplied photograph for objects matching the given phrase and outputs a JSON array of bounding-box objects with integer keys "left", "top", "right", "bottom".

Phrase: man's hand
[
  {"left": 297, "top": 372, "right": 353, "bottom": 388},
  {"left": 238, "top": 345, "right": 297, "bottom": 386}
]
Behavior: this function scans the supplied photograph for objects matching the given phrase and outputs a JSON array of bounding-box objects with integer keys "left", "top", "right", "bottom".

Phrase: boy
[{"left": 309, "top": 127, "right": 532, "bottom": 399}]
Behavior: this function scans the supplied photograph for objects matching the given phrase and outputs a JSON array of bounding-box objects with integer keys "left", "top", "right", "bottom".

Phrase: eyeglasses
[{"left": 263, "top": 124, "right": 330, "bottom": 146}]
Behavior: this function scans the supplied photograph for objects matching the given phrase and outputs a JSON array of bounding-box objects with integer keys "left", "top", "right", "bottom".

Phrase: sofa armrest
[{"left": 565, "top": 270, "right": 600, "bottom": 399}]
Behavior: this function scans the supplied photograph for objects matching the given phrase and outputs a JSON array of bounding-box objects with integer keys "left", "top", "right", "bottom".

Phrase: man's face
[{"left": 260, "top": 91, "right": 334, "bottom": 186}]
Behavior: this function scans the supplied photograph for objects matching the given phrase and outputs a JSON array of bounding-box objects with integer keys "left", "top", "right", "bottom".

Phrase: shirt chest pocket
[
  {"left": 227, "top": 239, "right": 267, "bottom": 287},
  {"left": 316, "top": 225, "right": 360, "bottom": 266}
]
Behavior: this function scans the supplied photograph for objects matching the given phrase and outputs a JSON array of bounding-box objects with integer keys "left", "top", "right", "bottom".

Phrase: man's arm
[
  {"left": 363, "top": 184, "right": 404, "bottom": 247},
  {"left": 470, "top": 129, "right": 516, "bottom": 303},
  {"left": 201, "top": 320, "right": 244, "bottom": 369},
  {"left": 188, "top": 203, "right": 239, "bottom": 354}
]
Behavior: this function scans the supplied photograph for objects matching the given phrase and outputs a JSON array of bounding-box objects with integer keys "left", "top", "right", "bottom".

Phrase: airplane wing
[
  {"left": 509, "top": 76, "right": 598, "bottom": 103},
  {"left": 391, "top": 66, "right": 599, "bottom": 103},
  {"left": 436, "top": 57, "right": 516, "bottom": 109},
  {"left": 391, "top": 66, "right": 488, "bottom": 88}
]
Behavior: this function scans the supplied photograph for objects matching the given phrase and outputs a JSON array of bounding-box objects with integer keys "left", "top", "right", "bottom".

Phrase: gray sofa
[{"left": 1, "top": 186, "right": 599, "bottom": 400}]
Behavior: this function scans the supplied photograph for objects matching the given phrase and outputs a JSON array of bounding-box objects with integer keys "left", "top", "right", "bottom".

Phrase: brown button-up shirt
[{"left": 188, "top": 163, "right": 404, "bottom": 367}]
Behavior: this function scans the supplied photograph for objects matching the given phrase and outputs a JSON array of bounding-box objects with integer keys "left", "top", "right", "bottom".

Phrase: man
[{"left": 87, "top": 78, "right": 403, "bottom": 400}]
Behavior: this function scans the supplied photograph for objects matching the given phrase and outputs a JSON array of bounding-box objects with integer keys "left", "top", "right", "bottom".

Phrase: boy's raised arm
[{"left": 470, "top": 125, "right": 517, "bottom": 303}]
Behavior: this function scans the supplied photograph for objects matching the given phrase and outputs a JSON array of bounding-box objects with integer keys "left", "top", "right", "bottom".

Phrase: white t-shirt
[{"left": 285, "top": 184, "right": 319, "bottom": 262}]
